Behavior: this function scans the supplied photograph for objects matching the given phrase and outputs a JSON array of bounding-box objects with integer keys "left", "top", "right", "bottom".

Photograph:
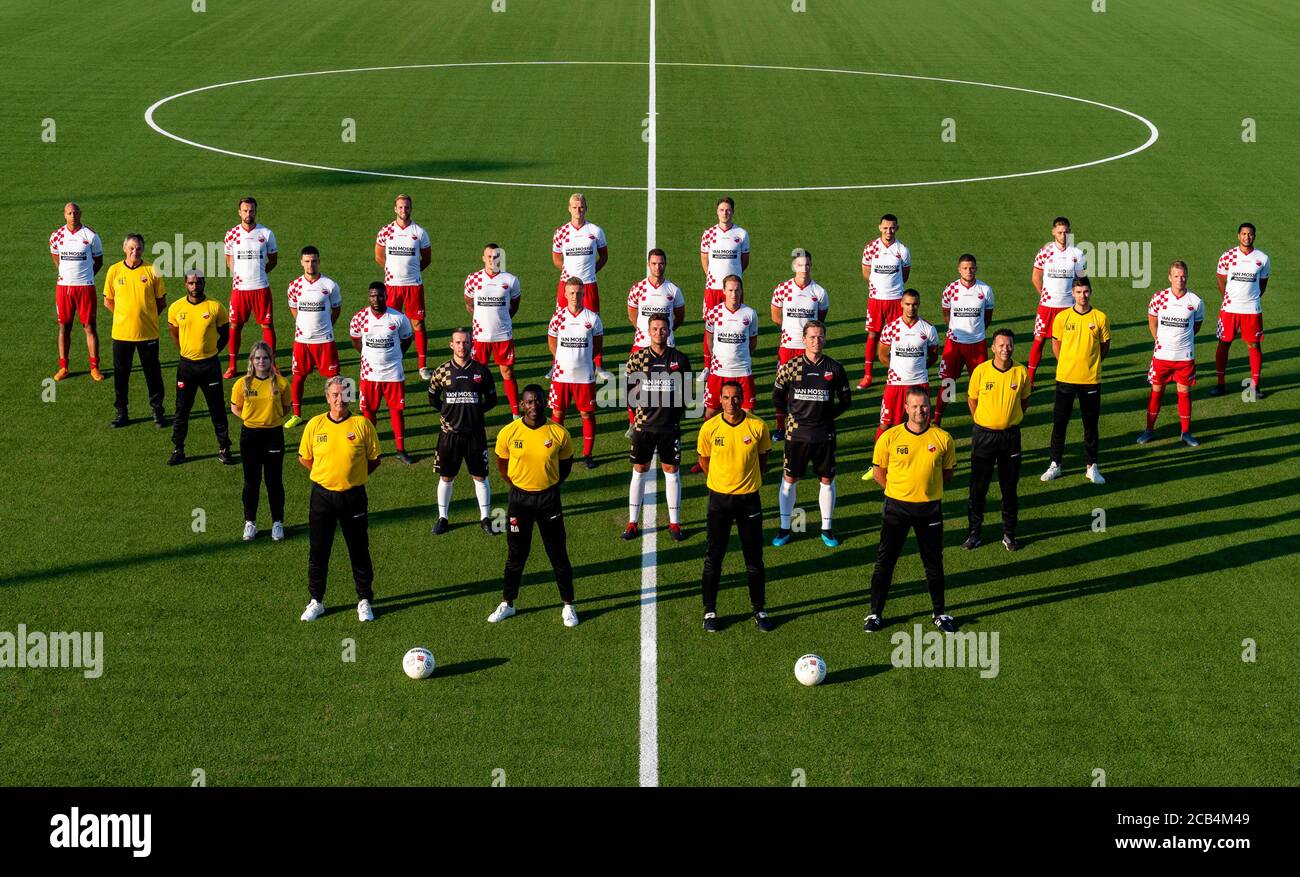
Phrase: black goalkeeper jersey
[
  {"left": 427, "top": 358, "right": 497, "bottom": 434},
  {"left": 772, "top": 352, "right": 851, "bottom": 442},
  {"left": 627, "top": 345, "right": 693, "bottom": 434}
]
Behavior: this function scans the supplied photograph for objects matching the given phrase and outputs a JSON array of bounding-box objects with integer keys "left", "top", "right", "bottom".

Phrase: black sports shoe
[
  {"left": 1002, "top": 533, "right": 1020, "bottom": 552},
  {"left": 110, "top": 412, "right": 129, "bottom": 429},
  {"left": 753, "top": 610, "right": 774, "bottom": 632},
  {"left": 481, "top": 517, "right": 498, "bottom": 536},
  {"left": 152, "top": 408, "right": 168, "bottom": 428},
  {"left": 933, "top": 614, "right": 957, "bottom": 633},
  {"left": 583, "top": 456, "right": 598, "bottom": 470},
  {"left": 396, "top": 451, "right": 415, "bottom": 466},
  {"left": 217, "top": 447, "right": 236, "bottom": 466},
  {"left": 167, "top": 449, "right": 186, "bottom": 466},
  {"left": 962, "top": 533, "right": 982, "bottom": 550},
  {"left": 432, "top": 517, "right": 450, "bottom": 536},
  {"left": 702, "top": 611, "right": 721, "bottom": 633},
  {"left": 1208, "top": 384, "right": 1226, "bottom": 397},
  {"left": 863, "top": 614, "right": 883, "bottom": 633}
]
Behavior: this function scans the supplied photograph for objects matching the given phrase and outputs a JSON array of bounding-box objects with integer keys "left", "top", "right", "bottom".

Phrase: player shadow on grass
[
  {"left": 288, "top": 159, "right": 549, "bottom": 187},
  {"left": 433, "top": 657, "right": 509, "bottom": 678}
]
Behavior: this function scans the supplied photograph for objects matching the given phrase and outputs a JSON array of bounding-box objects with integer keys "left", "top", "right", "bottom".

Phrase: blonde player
[
  {"left": 552, "top": 194, "right": 608, "bottom": 374},
  {"left": 374, "top": 193, "right": 433, "bottom": 379},
  {"left": 859, "top": 214, "right": 911, "bottom": 389},
  {"left": 1137, "top": 261, "right": 1204, "bottom": 447},
  {"left": 50, "top": 202, "right": 104, "bottom": 380},
  {"left": 222, "top": 197, "right": 278, "bottom": 378}
]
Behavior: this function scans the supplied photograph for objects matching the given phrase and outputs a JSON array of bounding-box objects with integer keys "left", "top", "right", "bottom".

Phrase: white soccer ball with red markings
[
  {"left": 794, "top": 654, "right": 827, "bottom": 686},
  {"left": 402, "top": 647, "right": 436, "bottom": 680}
]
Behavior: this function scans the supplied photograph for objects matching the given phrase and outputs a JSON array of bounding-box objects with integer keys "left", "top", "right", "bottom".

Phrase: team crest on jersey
[
  {"left": 472, "top": 373, "right": 482, "bottom": 382},
  {"left": 544, "top": 439, "right": 553, "bottom": 448},
  {"left": 202, "top": 313, "right": 210, "bottom": 320},
  {"left": 927, "top": 444, "right": 937, "bottom": 453},
  {"left": 823, "top": 371, "right": 834, "bottom": 381},
  {"left": 742, "top": 317, "right": 750, "bottom": 325},
  {"left": 669, "top": 361, "right": 680, "bottom": 371},
  {"left": 584, "top": 322, "right": 592, "bottom": 329},
  {"left": 742, "top": 435, "right": 753, "bottom": 445},
  {"left": 732, "top": 236, "right": 740, "bottom": 243},
  {"left": 1088, "top": 323, "right": 1095, "bottom": 330},
  {"left": 176, "top": 381, "right": 185, "bottom": 389},
  {"left": 347, "top": 432, "right": 357, "bottom": 441},
  {"left": 1009, "top": 383, "right": 1018, "bottom": 390}
]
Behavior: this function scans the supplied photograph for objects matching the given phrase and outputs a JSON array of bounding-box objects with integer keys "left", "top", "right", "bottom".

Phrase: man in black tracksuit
[
  {"left": 428, "top": 328, "right": 498, "bottom": 535},
  {"left": 165, "top": 270, "right": 233, "bottom": 466}
]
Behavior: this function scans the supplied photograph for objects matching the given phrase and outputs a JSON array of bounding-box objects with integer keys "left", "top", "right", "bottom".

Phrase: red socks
[
  {"left": 1177, "top": 391, "right": 1191, "bottom": 433},
  {"left": 391, "top": 411, "right": 405, "bottom": 452},
  {"left": 1214, "top": 342, "right": 1230, "bottom": 386},
  {"left": 581, "top": 417, "right": 595, "bottom": 457},
  {"left": 1027, "top": 336, "right": 1047, "bottom": 383},
  {"left": 414, "top": 328, "right": 427, "bottom": 369},
  {"left": 1146, "top": 389, "right": 1162, "bottom": 431},
  {"left": 59, "top": 357, "right": 69, "bottom": 369},
  {"left": 1248, "top": 347, "right": 1262, "bottom": 389},
  {"left": 291, "top": 373, "right": 306, "bottom": 415},
  {"left": 503, "top": 379, "right": 520, "bottom": 416},
  {"left": 228, "top": 325, "right": 242, "bottom": 371},
  {"left": 863, "top": 336, "right": 877, "bottom": 378}
]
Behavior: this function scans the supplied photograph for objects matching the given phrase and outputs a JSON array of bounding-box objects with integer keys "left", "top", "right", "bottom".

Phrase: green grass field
[{"left": 2, "top": 0, "right": 1297, "bottom": 787}]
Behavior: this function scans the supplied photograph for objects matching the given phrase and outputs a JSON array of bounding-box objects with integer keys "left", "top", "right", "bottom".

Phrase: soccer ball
[
  {"left": 402, "top": 647, "right": 436, "bottom": 679},
  {"left": 794, "top": 654, "right": 827, "bottom": 687}
]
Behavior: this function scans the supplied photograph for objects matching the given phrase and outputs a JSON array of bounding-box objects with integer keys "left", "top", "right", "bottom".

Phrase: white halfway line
[{"left": 639, "top": 0, "right": 660, "bottom": 790}]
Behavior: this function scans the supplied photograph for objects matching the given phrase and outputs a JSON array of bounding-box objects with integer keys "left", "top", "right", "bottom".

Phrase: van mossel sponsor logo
[
  {"left": 889, "top": 624, "right": 999, "bottom": 679},
  {"left": 50, "top": 807, "right": 151, "bottom": 857},
  {"left": 0, "top": 625, "right": 103, "bottom": 679}
]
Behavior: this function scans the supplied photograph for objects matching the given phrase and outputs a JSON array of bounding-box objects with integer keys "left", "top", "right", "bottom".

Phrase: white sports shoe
[
  {"left": 1040, "top": 461, "right": 1062, "bottom": 482},
  {"left": 487, "top": 601, "right": 516, "bottom": 623},
  {"left": 419, "top": 367, "right": 434, "bottom": 381},
  {"left": 271, "top": 521, "right": 285, "bottom": 541},
  {"left": 695, "top": 367, "right": 709, "bottom": 384},
  {"left": 1084, "top": 464, "right": 1106, "bottom": 484},
  {"left": 300, "top": 599, "right": 325, "bottom": 622},
  {"left": 357, "top": 599, "right": 374, "bottom": 622},
  {"left": 242, "top": 521, "right": 257, "bottom": 541},
  {"left": 562, "top": 603, "right": 580, "bottom": 627}
]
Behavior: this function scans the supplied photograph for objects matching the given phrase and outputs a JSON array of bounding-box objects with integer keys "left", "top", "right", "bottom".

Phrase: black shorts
[
  {"left": 434, "top": 430, "right": 488, "bottom": 478},
  {"left": 629, "top": 429, "right": 681, "bottom": 467},
  {"left": 783, "top": 437, "right": 836, "bottom": 479}
]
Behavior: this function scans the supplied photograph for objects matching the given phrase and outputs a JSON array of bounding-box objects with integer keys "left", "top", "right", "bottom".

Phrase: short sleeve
[
  {"left": 399, "top": 316, "right": 414, "bottom": 339},
  {"left": 1194, "top": 299, "right": 1205, "bottom": 321},
  {"left": 375, "top": 226, "right": 387, "bottom": 247},
  {"left": 672, "top": 285, "right": 685, "bottom": 308},
  {"left": 1075, "top": 249, "right": 1087, "bottom": 275},
  {"left": 298, "top": 421, "right": 314, "bottom": 459},
  {"left": 1260, "top": 255, "right": 1270, "bottom": 279},
  {"left": 966, "top": 365, "right": 981, "bottom": 402},
  {"left": 265, "top": 229, "right": 278, "bottom": 254},
  {"left": 329, "top": 282, "right": 342, "bottom": 307},
  {"left": 942, "top": 436, "right": 957, "bottom": 470},
  {"left": 551, "top": 228, "right": 564, "bottom": 254},
  {"left": 152, "top": 267, "right": 167, "bottom": 300},
  {"left": 91, "top": 233, "right": 103, "bottom": 257},
  {"left": 696, "top": 421, "right": 712, "bottom": 458},
  {"left": 941, "top": 284, "right": 955, "bottom": 308},
  {"left": 699, "top": 230, "right": 710, "bottom": 254},
  {"left": 547, "top": 311, "right": 563, "bottom": 337},
  {"left": 1216, "top": 251, "right": 1230, "bottom": 275},
  {"left": 557, "top": 427, "right": 574, "bottom": 460},
  {"left": 1147, "top": 294, "right": 1160, "bottom": 317},
  {"left": 872, "top": 433, "right": 890, "bottom": 469},
  {"left": 1051, "top": 311, "right": 1066, "bottom": 340},
  {"left": 223, "top": 228, "right": 235, "bottom": 257},
  {"left": 927, "top": 324, "right": 939, "bottom": 346},
  {"left": 1099, "top": 313, "right": 1112, "bottom": 343},
  {"left": 364, "top": 420, "right": 379, "bottom": 460},
  {"left": 349, "top": 312, "right": 365, "bottom": 338},
  {"left": 215, "top": 303, "right": 230, "bottom": 327},
  {"left": 1032, "top": 247, "right": 1048, "bottom": 269},
  {"left": 166, "top": 302, "right": 179, "bottom": 328},
  {"left": 983, "top": 286, "right": 994, "bottom": 310},
  {"left": 594, "top": 227, "right": 607, "bottom": 248},
  {"left": 626, "top": 284, "right": 640, "bottom": 309},
  {"left": 494, "top": 426, "right": 511, "bottom": 460},
  {"left": 418, "top": 228, "right": 431, "bottom": 248},
  {"left": 740, "top": 231, "right": 750, "bottom": 254},
  {"left": 899, "top": 245, "right": 911, "bottom": 268},
  {"left": 592, "top": 313, "right": 604, "bottom": 336},
  {"left": 230, "top": 378, "right": 245, "bottom": 409},
  {"left": 756, "top": 420, "right": 772, "bottom": 454},
  {"left": 509, "top": 276, "right": 521, "bottom": 299},
  {"left": 747, "top": 314, "right": 759, "bottom": 338}
]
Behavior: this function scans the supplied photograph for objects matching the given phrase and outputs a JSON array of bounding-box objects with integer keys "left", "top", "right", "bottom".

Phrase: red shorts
[
  {"left": 866, "top": 297, "right": 902, "bottom": 333},
  {"left": 1034, "top": 304, "right": 1068, "bottom": 338},
  {"left": 292, "top": 341, "right": 340, "bottom": 377},
  {"left": 702, "top": 288, "right": 725, "bottom": 317},
  {"left": 778, "top": 346, "right": 804, "bottom": 365},
  {"left": 938, "top": 337, "right": 988, "bottom": 382},
  {"left": 1216, "top": 312, "right": 1262, "bottom": 343},
  {"left": 386, "top": 284, "right": 426, "bottom": 321},
  {"left": 472, "top": 339, "right": 515, "bottom": 367},
  {"left": 556, "top": 280, "right": 600, "bottom": 311},
  {"left": 879, "top": 383, "right": 929, "bottom": 431},
  {"left": 704, "top": 373, "right": 756, "bottom": 411},
  {"left": 1148, "top": 358, "right": 1196, "bottom": 387},
  {"left": 548, "top": 380, "right": 596, "bottom": 415},
  {"left": 230, "top": 287, "right": 273, "bottom": 325},
  {"left": 360, "top": 379, "right": 405, "bottom": 414},
  {"left": 55, "top": 284, "right": 97, "bottom": 325}
]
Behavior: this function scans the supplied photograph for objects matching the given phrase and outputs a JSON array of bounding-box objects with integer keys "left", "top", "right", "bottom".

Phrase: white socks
[
  {"left": 628, "top": 469, "right": 645, "bottom": 523},
  {"left": 664, "top": 470, "right": 681, "bottom": 525},
  {"left": 474, "top": 477, "right": 491, "bottom": 520},
  {"left": 819, "top": 479, "right": 836, "bottom": 530},
  {"left": 778, "top": 479, "right": 796, "bottom": 529},
  {"left": 436, "top": 478, "right": 453, "bottom": 519}
]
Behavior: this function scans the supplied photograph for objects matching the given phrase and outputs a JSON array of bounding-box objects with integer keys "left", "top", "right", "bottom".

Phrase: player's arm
[
  {"left": 984, "top": 309, "right": 993, "bottom": 329},
  {"left": 225, "top": 252, "right": 233, "bottom": 273},
  {"left": 861, "top": 262, "right": 872, "bottom": 283},
  {"left": 464, "top": 293, "right": 476, "bottom": 316},
  {"left": 481, "top": 369, "right": 498, "bottom": 413},
  {"left": 419, "top": 246, "right": 431, "bottom": 273},
  {"left": 942, "top": 467, "right": 954, "bottom": 486},
  {"left": 509, "top": 284, "right": 521, "bottom": 317},
  {"left": 901, "top": 266, "right": 910, "bottom": 284},
  {"left": 877, "top": 341, "right": 892, "bottom": 368},
  {"left": 758, "top": 450, "right": 769, "bottom": 473},
  {"left": 595, "top": 246, "right": 608, "bottom": 274},
  {"left": 299, "top": 454, "right": 314, "bottom": 471},
  {"left": 374, "top": 242, "right": 386, "bottom": 268},
  {"left": 1099, "top": 340, "right": 1110, "bottom": 360},
  {"left": 926, "top": 343, "right": 939, "bottom": 367},
  {"left": 93, "top": 255, "right": 103, "bottom": 276},
  {"left": 748, "top": 335, "right": 758, "bottom": 355},
  {"left": 551, "top": 250, "right": 564, "bottom": 271},
  {"left": 50, "top": 253, "right": 60, "bottom": 270},
  {"left": 1148, "top": 314, "right": 1158, "bottom": 339},
  {"left": 592, "top": 334, "right": 604, "bottom": 363},
  {"left": 872, "top": 463, "right": 888, "bottom": 489},
  {"left": 1193, "top": 319, "right": 1203, "bottom": 335},
  {"left": 941, "top": 307, "right": 951, "bottom": 329},
  {"left": 627, "top": 305, "right": 639, "bottom": 326},
  {"left": 169, "top": 324, "right": 181, "bottom": 348},
  {"left": 1051, "top": 335, "right": 1062, "bottom": 358},
  {"left": 1216, "top": 271, "right": 1227, "bottom": 298},
  {"left": 769, "top": 304, "right": 782, "bottom": 325},
  {"left": 216, "top": 324, "right": 230, "bottom": 353},
  {"left": 830, "top": 370, "right": 852, "bottom": 418},
  {"left": 400, "top": 335, "right": 413, "bottom": 354},
  {"left": 771, "top": 369, "right": 788, "bottom": 415},
  {"left": 1259, "top": 277, "right": 1268, "bottom": 295},
  {"left": 427, "top": 374, "right": 444, "bottom": 411},
  {"left": 1031, "top": 267, "right": 1044, "bottom": 297},
  {"left": 103, "top": 276, "right": 115, "bottom": 311},
  {"left": 698, "top": 453, "right": 710, "bottom": 474},
  {"left": 496, "top": 451, "right": 511, "bottom": 485},
  {"left": 700, "top": 251, "right": 710, "bottom": 276},
  {"left": 703, "top": 329, "right": 713, "bottom": 354},
  {"left": 265, "top": 252, "right": 278, "bottom": 274},
  {"left": 967, "top": 382, "right": 979, "bottom": 416}
]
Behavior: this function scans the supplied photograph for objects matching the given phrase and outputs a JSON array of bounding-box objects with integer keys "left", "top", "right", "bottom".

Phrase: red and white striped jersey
[
  {"left": 376, "top": 221, "right": 431, "bottom": 286},
  {"left": 700, "top": 223, "right": 750, "bottom": 289},
  {"left": 941, "top": 278, "right": 994, "bottom": 344},
  {"left": 1216, "top": 246, "right": 1270, "bottom": 315},
  {"left": 288, "top": 274, "right": 342, "bottom": 344},
  {"left": 627, "top": 277, "right": 685, "bottom": 348},
  {"left": 223, "top": 224, "right": 277, "bottom": 291},
  {"left": 880, "top": 316, "right": 939, "bottom": 386},
  {"left": 704, "top": 303, "right": 759, "bottom": 377},
  {"left": 861, "top": 238, "right": 912, "bottom": 300},
  {"left": 349, "top": 307, "right": 413, "bottom": 382},
  {"left": 548, "top": 306, "right": 604, "bottom": 384},
  {"left": 464, "top": 269, "right": 521, "bottom": 342},
  {"left": 1148, "top": 288, "right": 1204, "bottom": 362},
  {"left": 771, "top": 278, "right": 829, "bottom": 350},
  {"left": 552, "top": 221, "right": 607, "bottom": 283},
  {"left": 1032, "top": 241, "right": 1087, "bottom": 308},
  {"left": 49, "top": 225, "right": 103, "bottom": 286}
]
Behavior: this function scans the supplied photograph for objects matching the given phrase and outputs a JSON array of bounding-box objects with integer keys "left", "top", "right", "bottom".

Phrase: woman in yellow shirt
[{"left": 230, "top": 341, "right": 290, "bottom": 541}]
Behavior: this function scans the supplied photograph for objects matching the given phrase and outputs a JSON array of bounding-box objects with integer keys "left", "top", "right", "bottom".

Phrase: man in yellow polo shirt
[
  {"left": 166, "top": 269, "right": 233, "bottom": 466},
  {"left": 866, "top": 385, "right": 957, "bottom": 633},
  {"left": 489, "top": 384, "right": 579, "bottom": 627},
  {"left": 965, "top": 328, "right": 1031, "bottom": 552},
  {"left": 297, "top": 376, "right": 381, "bottom": 623},
  {"left": 1043, "top": 276, "right": 1111, "bottom": 484},
  {"left": 104, "top": 233, "right": 167, "bottom": 429},
  {"left": 696, "top": 380, "right": 774, "bottom": 632}
]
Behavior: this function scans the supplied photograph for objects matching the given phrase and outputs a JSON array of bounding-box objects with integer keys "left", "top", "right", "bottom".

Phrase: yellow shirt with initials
[
  {"left": 298, "top": 413, "right": 379, "bottom": 492},
  {"left": 231, "top": 374, "right": 290, "bottom": 429},
  {"left": 104, "top": 260, "right": 166, "bottom": 342},
  {"left": 167, "top": 296, "right": 229, "bottom": 360},
  {"left": 1052, "top": 307, "right": 1111, "bottom": 385},
  {"left": 494, "top": 419, "right": 574, "bottom": 492},
  {"left": 696, "top": 412, "right": 772, "bottom": 495},
  {"left": 872, "top": 424, "right": 956, "bottom": 503},
  {"left": 968, "top": 360, "right": 1030, "bottom": 430}
]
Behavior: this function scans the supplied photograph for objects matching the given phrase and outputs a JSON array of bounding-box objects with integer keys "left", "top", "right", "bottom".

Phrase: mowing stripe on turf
[{"left": 639, "top": 0, "right": 659, "bottom": 790}]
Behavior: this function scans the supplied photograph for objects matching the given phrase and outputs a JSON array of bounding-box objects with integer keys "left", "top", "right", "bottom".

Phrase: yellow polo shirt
[
  {"left": 696, "top": 412, "right": 772, "bottom": 495},
  {"left": 872, "top": 424, "right": 956, "bottom": 503},
  {"left": 298, "top": 412, "right": 379, "bottom": 491},
  {"left": 1052, "top": 307, "right": 1111, "bottom": 385},
  {"left": 968, "top": 360, "right": 1030, "bottom": 429},
  {"left": 494, "top": 418, "right": 574, "bottom": 492},
  {"left": 167, "top": 296, "right": 228, "bottom": 360},
  {"left": 231, "top": 374, "right": 290, "bottom": 428},
  {"left": 104, "top": 260, "right": 166, "bottom": 341}
]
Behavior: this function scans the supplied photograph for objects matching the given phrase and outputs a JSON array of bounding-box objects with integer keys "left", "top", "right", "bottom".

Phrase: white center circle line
[{"left": 144, "top": 60, "right": 1159, "bottom": 193}]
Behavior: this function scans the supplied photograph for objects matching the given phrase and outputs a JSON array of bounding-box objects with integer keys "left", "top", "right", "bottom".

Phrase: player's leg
[
  {"left": 412, "top": 319, "right": 428, "bottom": 375},
  {"left": 549, "top": 381, "right": 566, "bottom": 426},
  {"left": 579, "top": 410, "right": 596, "bottom": 465},
  {"left": 338, "top": 486, "right": 375, "bottom": 604},
  {"left": 111, "top": 340, "right": 134, "bottom": 423},
  {"left": 966, "top": 425, "right": 995, "bottom": 546},
  {"left": 628, "top": 459, "right": 650, "bottom": 533},
  {"left": 170, "top": 361, "right": 198, "bottom": 457},
  {"left": 79, "top": 289, "right": 102, "bottom": 378},
  {"left": 861, "top": 330, "right": 879, "bottom": 388},
  {"left": 1081, "top": 384, "right": 1102, "bottom": 480},
  {"left": 1141, "top": 364, "right": 1165, "bottom": 441},
  {"left": 700, "top": 492, "right": 733, "bottom": 619},
  {"left": 1246, "top": 337, "right": 1262, "bottom": 394},
  {"left": 500, "top": 492, "right": 536, "bottom": 610},
  {"left": 1211, "top": 313, "right": 1232, "bottom": 395},
  {"left": 56, "top": 319, "right": 73, "bottom": 377},
  {"left": 290, "top": 343, "right": 310, "bottom": 419},
  {"left": 389, "top": 384, "right": 409, "bottom": 461},
  {"left": 914, "top": 502, "right": 948, "bottom": 623},
  {"left": 139, "top": 339, "right": 166, "bottom": 422},
  {"left": 499, "top": 356, "right": 519, "bottom": 417},
  {"left": 265, "top": 426, "right": 286, "bottom": 527},
  {"left": 817, "top": 457, "right": 838, "bottom": 547},
  {"left": 537, "top": 489, "right": 576, "bottom": 611},
  {"left": 662, "top": 454, "right": 683, "bottom": 537},
  {"left": 435, "top": 474, "right": 455, "bottom": 533},
  {"left": 467, "top": 438, "right": 493, "bottom": 529},
  {"left": 998, "top": 426, "right": 1023, "bottom": 546},
  {"left": 240, "top": 426, "right": 264, "bottom": 528},
  {"left": 736, "top": 491, "right": 768, "bottom": 623},
  {"left": 933, "top": 342, "right": 962, "bottom": 424},
  {"left": 255, "top": 290, "right": 275, "bottom": 362},
  {"left": 198, "top": 362, "right": 232, "bottom": 454},
  {"left": 359, "top": 380, "right": 379, "bottom": 425},
  {"left": 867, "top": 499, "right": 908, "bottom": 624},
  {"left": 226, "top": 291, "right": 246, "bottom": 378},
  {"left": 306, "top": 485, "right": 338, "bottom": 603},
  {"left": 775, "top": 470, "right": 798, "bottom": 545},
  {"left": 1044, "top": 383, "right": 1074, "bottom": 477},
  {"left": 54, "top": 287, "right": 73, "bottom": 377}
]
